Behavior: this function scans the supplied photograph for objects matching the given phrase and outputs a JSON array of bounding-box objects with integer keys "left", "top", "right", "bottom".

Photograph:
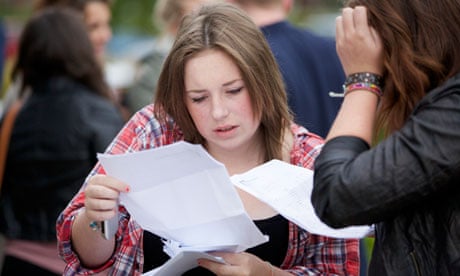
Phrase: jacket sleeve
[{"left": 311, "top": 86, "right": 460, "bottom": 228}]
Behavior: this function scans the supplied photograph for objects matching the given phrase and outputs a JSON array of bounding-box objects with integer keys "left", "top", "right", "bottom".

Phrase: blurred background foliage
[
  {"left": 0, "top": 0, "right": 343, "bottom": 95},
  {"left": 0, "top": 0, "right": 343, "bottom": 36},
  {"left": 108, "top": 0, "right": 343, "bottom": 36}
]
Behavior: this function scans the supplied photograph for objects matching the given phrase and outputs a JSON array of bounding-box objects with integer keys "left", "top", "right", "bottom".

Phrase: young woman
[
  {"left": 57, "top": 3, "right": 360, "bottom": 275},
  {"left": 311, "top": 1, "right": 460, "bottom": 275}
]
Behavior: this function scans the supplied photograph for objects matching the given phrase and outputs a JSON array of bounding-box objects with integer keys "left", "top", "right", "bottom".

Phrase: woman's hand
[
  {"left": 336, "top": 6, "right": 384, "bottom": 76},
  {"left": 71, "top": 174, "right": 130, "bottom": 267},
  {"left": 83, "top": 174, "right": 130, "bottom": 222},
  {"left": 198, "top": 252, "right": 280, "bottom": 276}
]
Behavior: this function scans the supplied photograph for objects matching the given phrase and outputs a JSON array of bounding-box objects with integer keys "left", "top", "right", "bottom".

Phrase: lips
[{"left": 215, "top": 125, "right": 237, "bottom": 132}]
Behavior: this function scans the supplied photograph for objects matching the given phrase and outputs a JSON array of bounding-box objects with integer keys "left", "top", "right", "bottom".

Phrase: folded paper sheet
[
  {"left": 231, "top": 159, "right": 373, "bottom": 238},
  {"left": 97, "top": 141, "right": 269, "bottom": 275}
]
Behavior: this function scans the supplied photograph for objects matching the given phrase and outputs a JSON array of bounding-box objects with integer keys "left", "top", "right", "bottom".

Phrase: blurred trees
[
  {"left": 110, "top": 0, "right": 342, "bottom": 36},
  {"left": 0, "top": 0, "right": 342, "bottom": 36},
  {"left": 111, "top": 0, "right": 158, "bottom": 35}
]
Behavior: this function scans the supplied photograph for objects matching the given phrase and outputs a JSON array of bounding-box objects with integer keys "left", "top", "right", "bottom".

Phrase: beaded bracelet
[
  {"left": 343, "top": 82, "right": 383, "bottom": 97},
  {"left": 344, "top": 72, "right": 384, "bottom": 88}
]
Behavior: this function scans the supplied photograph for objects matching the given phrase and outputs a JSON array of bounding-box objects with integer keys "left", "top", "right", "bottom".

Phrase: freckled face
[
  {"left": 84, "top": 1, "right": 112, "bottom": 61},
  {"left": 184, "top": 49, "right": 261, "bottom": 153}
]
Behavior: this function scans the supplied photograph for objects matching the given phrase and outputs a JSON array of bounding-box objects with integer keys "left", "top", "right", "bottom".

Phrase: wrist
[{"left": 343, "top": 72, "right": 384, "bottom": 97}]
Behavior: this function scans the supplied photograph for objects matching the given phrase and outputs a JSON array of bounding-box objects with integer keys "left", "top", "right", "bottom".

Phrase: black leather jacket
[
  {"left": 0, "top": 77, "right": 124, "bottom": 241},
  {"left": 312, "top": 74, "right": 460, "bottom": 276}
]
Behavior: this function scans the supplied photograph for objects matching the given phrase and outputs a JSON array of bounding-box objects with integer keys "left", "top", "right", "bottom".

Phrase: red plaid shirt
[{"left": 56, "top": 104, "right": 360, "bottom": 275}]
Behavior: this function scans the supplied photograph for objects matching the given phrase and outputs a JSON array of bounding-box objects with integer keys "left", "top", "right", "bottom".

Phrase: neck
[
  {"left": 207, "top": 134, "right": 265, "bottom": 176},
  {"left": 242, "top": 5, "right": 287, "bottom": 27}
]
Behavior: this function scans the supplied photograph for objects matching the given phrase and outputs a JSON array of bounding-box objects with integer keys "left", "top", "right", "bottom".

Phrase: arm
[
  {"left": 312, "top": 7, "right": 460, "bottom": 227},
  {"left": 285, "top": 126, "right": 360, "bottom": 275},
  {"left": 326, "top": 6, "right": 383, "bottom": 144},
  {"left": 71, "top": 174, "right": 129, "bottom": 268},
  {"left": 285, "top": 227, "right": 359, "bottom": 276},
  {"left": 312, "top": 86, "right": 460, "bottom": 227},
  {"left": 57, "top": 105, "right": 173, "bottom": 274}
]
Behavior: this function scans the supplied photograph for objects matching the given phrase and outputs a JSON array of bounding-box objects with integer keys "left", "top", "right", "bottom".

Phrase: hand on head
[
  {"left": 84, "top": 174, "right": 130, "bottom": 221},
  {"left": 336, "top": 6, "right": 384, "bottom": 76}
]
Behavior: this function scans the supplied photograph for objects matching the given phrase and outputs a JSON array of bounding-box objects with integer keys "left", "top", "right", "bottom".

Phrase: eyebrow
[{"left": 186, "top": 79, "right": 243, "bottom": 94}]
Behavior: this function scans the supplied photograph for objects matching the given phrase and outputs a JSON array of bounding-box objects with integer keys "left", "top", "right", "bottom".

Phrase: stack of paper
[
  {"left": 98, "top": 141, "right": 373, "bottom": 275},
  {"left": 98, "top": 142, "right": 269, "bottom": 275}
]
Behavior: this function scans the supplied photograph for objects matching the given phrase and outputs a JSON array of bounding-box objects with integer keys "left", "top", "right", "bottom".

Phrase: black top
[
  {"left": 143, "top": 214, "right": 289, "bottom": 275},
  {"left": 0, "top": 76, "right": 124, "bottom": 241}
]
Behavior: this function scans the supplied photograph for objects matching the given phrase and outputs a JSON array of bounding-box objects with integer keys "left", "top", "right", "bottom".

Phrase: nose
[{"left": 211, "top": 95, "right": 229, "bottom": 120}]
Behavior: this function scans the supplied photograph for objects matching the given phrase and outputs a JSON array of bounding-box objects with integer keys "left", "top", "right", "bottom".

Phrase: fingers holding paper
[
  {"left": 198, "top": 252, "right": 278, "bottom": 276},
  {"left": 84, "top": 174, "right": 130, "bottom": 221}
]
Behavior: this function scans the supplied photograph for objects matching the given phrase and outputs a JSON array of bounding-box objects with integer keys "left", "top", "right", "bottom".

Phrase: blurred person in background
[
  {"left": 75, "top": 0, "right": 112, "bottom": 64},
  {"left": 33, "top": 0, "right": 112, "bottom": 64},
  {"left": 121, "top": 0, "right": 220, "bottom": 117},
  {"left": 0, "top": 7, "right": 124, "bottom": 275},
  {"left": 228, "top": 0, "right": 345, "bottom": 138},
  {"left": 0, "top": 0, "right": 129, "bottom": 119}
]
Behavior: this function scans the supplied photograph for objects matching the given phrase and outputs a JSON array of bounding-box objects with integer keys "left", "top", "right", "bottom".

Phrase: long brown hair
[
  {"left": 154, "top": 2, "right": 292, "bottom": 161},
  {"left": 345, "top": 0, "right": 460, "bottom": 137}
]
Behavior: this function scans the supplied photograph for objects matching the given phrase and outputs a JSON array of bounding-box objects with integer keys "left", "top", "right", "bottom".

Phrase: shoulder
[
  {"left": 41, "top": 77, "right": 119, "bottom": 115},
  {"left": 290, "top": 123, "right": 324, "bottom": 169},
  {"left": 291, "top": 123, "right": 324, "bottom": 147},
  {"left": 53, "top": 77, "right": 108, "bottom": 103},
  {"left": 264, "top": 21, "right": 335, "bottom": 43},
  {"left": 51, "top": 78, "right": 124, "bottom": 128},
  {"left": 115, "top": 104, "right": 183, "bottom": 151},
  {"left": 415, "top": 73, "right": 460, "bottom": 112}
]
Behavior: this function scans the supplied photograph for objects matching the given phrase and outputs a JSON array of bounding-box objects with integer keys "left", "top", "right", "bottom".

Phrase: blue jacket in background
[{"left": 261, "top": 21, "right": 344, "bottom": 138}]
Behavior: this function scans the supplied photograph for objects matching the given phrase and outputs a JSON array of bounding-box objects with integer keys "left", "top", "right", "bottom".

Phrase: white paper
[
  {"left": 97, "top": 142, "right": 269, "bottom": 275},
  {"left": 231, "top": 159, "right": 373, "bottom": 238}
]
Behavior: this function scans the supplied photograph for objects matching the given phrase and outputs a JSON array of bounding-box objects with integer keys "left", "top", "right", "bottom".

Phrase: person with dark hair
[
  {"left": 1, "top": 0, "right": 115, "bottom": 117},
  {"left": 0, "top": 7, "right": 124, "bottom": 275},
  {"left": 311, "top": 0, "right": 460, "bottom": 275},
  {"left": 56, "top": 3, "right": 360, "bottom": 275},
  {"left": 33, "top": 0, "right": 112, "bottom": 64}
]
